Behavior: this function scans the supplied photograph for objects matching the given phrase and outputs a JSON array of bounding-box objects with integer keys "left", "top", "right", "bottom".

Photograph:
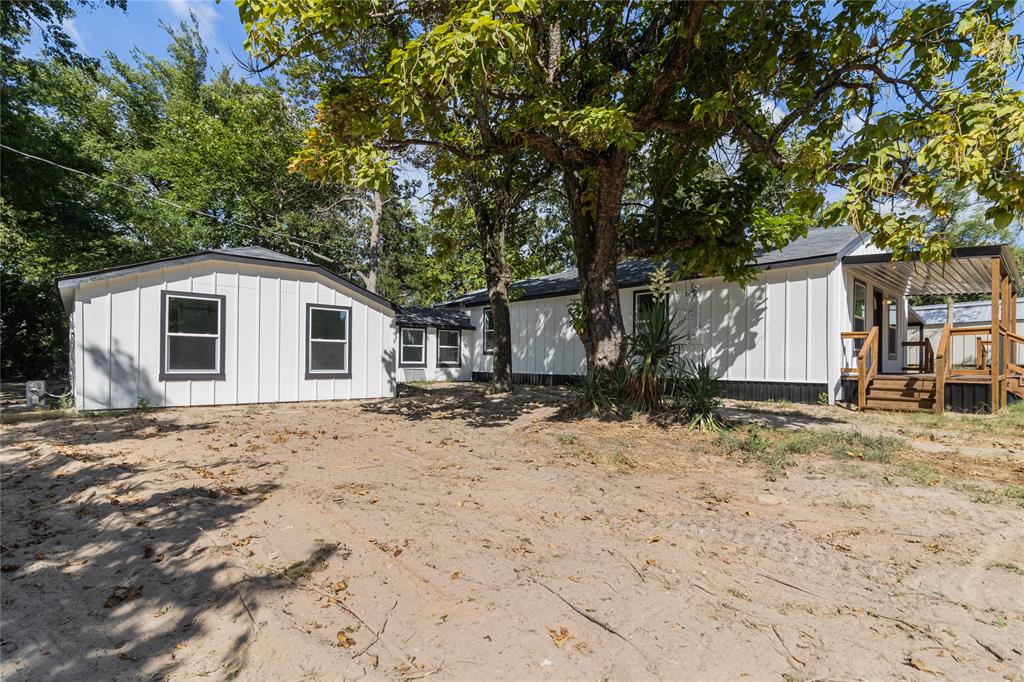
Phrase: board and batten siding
[
  {"left": 72, "top": 259, "right": 396, "bottom": 410},
  {"left": 395, "top": 326, "right": 471, "bottom": 383},
  {"left": 465, "top": 261, "right": 836, "bottom": 387}
]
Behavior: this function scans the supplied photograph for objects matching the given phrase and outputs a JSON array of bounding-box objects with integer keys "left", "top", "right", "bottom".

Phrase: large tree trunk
[
  {"left": 563, "top": 152, "right": 629, "bottom": 372},
  {"left": 469, "top": 187, "right": 514, "bottom": 394},
  {"left": 364, "top": 189, "right": 383, "bottom": 294}
]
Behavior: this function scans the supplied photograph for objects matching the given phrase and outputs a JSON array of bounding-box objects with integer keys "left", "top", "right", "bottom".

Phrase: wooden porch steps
[{"left": 863, "top": 375, "right": 936, "bottom": 412}]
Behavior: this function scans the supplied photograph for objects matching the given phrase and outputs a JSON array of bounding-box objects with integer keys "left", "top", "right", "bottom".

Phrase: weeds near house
[
  {"left": 674, "top": 359, "right": 724, "bottom": 432},
  {"left": 577, "top": 367, "right": 631, "bottom": 414}
]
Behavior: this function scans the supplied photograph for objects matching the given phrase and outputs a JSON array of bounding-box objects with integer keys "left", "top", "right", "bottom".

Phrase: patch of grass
[
  {"left": 833, "top": 499, "right": 871, "bottom": 510},
  {"left": 699, "top": 486, "right": 733, "bottom": 506},
  {"left": 591, "top": 449, "right": 635, "bottom": 472},
  {"left": 775, "top": 430, "right": 903, "bottom": 463},
  {"left": 557, "top": 433, "right": 578, "bottom": 445},
  {"left": 894, "top": 460, "right": 943, "bottom": 486},
  {"left": 0, "top": 407, "right": 135, "bottom": 424},
  {"left": 993, "top": 400, "right": 1024, "bottom": 430}
]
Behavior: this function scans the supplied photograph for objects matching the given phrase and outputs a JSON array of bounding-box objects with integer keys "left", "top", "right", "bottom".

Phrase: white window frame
[
  {"left": 482, "top": 308, "right": 494, "bottom": 355},
  {"left": 399, "top": 326, "right": 427, "bottom": 367},
  {"left": 633, "top": 289, "right": 668, "bottom": 329},
  {"left": 437, "top": 328, "right": 461, "bottom": 367},
  {"left": 306, "top": 304, "right": 351, "bottom": 379},
  {"left": 161, "top": 292, "right": 224, "bottom": 380}
]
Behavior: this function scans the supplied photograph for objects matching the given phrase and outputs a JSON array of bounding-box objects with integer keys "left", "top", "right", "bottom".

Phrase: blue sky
[{"left": 57, "top": 0, "right": 249, "bottom": 73}]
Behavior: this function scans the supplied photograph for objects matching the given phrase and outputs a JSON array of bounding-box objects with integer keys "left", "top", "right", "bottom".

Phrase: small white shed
[{"left": 57, "top": 247, "right": 398, "bottom": 410}]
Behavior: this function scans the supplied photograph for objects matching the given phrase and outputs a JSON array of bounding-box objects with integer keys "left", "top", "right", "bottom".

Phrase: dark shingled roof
[
  {"left": 442, "top": 226, "right": 861, "bottom": 307},
  {"left": 56, "top": 246, "right": 396, "bottom": 313},
  {"left": 211, "top": 246, "right": 308, "bottom": 264},
  {"left": 395, "top": 306, "right": 474, "bottom": 329},
  {"left": 912, "top": 299, "right": 1024, "bottom": 325}
]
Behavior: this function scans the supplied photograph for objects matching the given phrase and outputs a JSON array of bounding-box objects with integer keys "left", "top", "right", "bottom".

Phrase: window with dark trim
[
  {"left": 437, "top": 329, "right": 461, "bottom": 367},
  {"left": 306, "top": 304, "right": 351, "bottom": 379},
  {"left": 161, "top": 291, "right": 225, "bottom": 380},
  {"left": 852, "top": 279, "right": 866, "bottom": 353},
  {"left": 633, "top": 290, "right": 667, "bottom": 329},
  {"left": 399, "top": 327, "right": 427, "bottom": 367},
  {"left": 887, "top": 299, "right": 898, "bottom": 360},
  {"left": 482, "top": 308, "right": 494, "bottom": 355}
]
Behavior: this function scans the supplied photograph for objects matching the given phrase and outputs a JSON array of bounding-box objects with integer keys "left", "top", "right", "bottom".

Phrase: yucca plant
[
  {"left": 626, "top": 302, "right": 685, "bottom": 410},
  {"left": 577, "top": 366, "right": 631, "bottom": 414},
  {"left": 674, "top": 359, "right": 724, "bottom": 432}
]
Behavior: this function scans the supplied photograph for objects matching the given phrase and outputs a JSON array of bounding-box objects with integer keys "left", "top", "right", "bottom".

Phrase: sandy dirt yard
[{"left": 2, "top": 383, "right": 1022, "bottom": 681}]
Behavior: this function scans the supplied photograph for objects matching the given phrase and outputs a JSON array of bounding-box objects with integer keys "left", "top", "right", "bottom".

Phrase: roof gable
[{"left": 56, "top": 247, "right": 396, "bottom": 314}]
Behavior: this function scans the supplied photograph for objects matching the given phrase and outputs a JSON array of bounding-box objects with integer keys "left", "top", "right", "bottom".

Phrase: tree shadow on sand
[
  {"left": 0, "top": 416, "right": 285, "bottom": 681},
  {"left": 365, "top": 382, "right": 584, "bottom": 428}
]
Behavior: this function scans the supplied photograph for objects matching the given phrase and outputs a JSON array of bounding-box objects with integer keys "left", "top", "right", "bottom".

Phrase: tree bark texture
[{"left": 468, "top": 185, "right": 514, "bottom": 394}]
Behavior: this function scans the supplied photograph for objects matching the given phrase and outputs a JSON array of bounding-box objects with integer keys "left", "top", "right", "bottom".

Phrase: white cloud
[
  {"left": 166, "top": 0, "right": 223, "bottom": 54},
  {"left": 62, "top": 18, "right": 89, "bottom": 54}
]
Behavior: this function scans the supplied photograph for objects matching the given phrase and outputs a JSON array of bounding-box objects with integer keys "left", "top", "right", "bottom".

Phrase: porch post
[
  {"left": 990, "top": 257, "right": 1001, "bottom": 414},
  {"left": 1002, "top": 275, "right": 1011, "bottom": 408}
]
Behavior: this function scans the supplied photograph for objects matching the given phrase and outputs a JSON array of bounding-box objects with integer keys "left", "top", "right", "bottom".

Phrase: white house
[
  {"left": 59, "top": 230, "right": 1021, "bottom": 414},
  {"left": 420, "top": 227, "right": 1021, "bottom": 412},
  {"left": 57, "top": 247, "right": 399, "bottom": 410}
]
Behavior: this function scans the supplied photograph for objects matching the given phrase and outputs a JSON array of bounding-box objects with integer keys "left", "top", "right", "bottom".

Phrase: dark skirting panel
[
  {"left": 471, "top": 371, "right": 577, "bottom": 387},
  {"left": 944, "top": 383, "right": 993, "bottom": 413},
  {"left": 472, "top": 372, "right": 826, "bottom": 404},
  {"left": 717, "top": 381, "right": 828, "bottom": 405}
]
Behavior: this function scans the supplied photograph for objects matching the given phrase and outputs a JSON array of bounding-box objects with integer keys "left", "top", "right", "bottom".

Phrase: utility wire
[{"left": 0, "top": 142, "right": 339, "bottom": 263}]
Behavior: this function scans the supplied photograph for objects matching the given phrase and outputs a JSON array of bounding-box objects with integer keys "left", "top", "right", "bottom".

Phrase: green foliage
[
  {"left": 673, "top": 360, "right": 725, "bottom": 432},
  {"left": 567, "top": 299, "right": 587, "bottom": 339},
  {"left": 576, "top": 367, "right": 630, "bottom": 414},
  {"left": 1, "top": 19, "right": 427, "bottom": 378},
  {"left": 625, "top": 302, "right": 684, "bottom": 410}
]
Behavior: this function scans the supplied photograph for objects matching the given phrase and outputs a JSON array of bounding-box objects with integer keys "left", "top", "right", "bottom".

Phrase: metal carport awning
[{"left": 842, "top": 245, "right": 1022, "bottom": 296}]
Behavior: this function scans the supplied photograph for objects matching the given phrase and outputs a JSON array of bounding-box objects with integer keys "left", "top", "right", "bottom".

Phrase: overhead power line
[{"left": 0, "top": 142, "right": 338, "bottom": 263}]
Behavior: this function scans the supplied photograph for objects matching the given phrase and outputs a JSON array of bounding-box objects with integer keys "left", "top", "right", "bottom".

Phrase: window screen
[
  {"left": 437, "top": 329, "right": 460, "bottom": 366},
  {"left": 308, "top": 306, "right": 349, "bottom": 374},
  {"left": 400, "top": 328, "right": 426, "bottom": 365},
  {"left": 165, "top": 295, "right": 221, "bottom": 373}
]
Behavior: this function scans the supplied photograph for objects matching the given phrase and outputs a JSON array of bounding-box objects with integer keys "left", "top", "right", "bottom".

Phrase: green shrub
[
  {"left": 577, "top": 367, "right": 631, "bottom": 414},
  {"left": 625, "top": 303, "right": 684, "bottom": 410},
  {"left": 674, "top": 359, "right": 724, "bottom": 432}
]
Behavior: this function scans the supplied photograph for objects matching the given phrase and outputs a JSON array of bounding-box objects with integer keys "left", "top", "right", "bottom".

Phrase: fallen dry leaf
[
  {"left": 332, "top": 580, "right": 347, "bottom": 593},
  {"left": 104, "top": 585, "right": 142, "bottom": 609},
  {"left": 547, "top": 627, "right": 572, "bottom": 647},
  {"left": 337, "top": 631, "right": 355, "bottom": 648},
  {"left": 646, "top": 535, "right": 663, "bottom": 544}
]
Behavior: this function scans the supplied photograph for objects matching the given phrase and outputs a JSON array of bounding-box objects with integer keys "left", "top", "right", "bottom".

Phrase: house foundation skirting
[{"left": 471, "top": 372, "right": 827, "bottom": 404}]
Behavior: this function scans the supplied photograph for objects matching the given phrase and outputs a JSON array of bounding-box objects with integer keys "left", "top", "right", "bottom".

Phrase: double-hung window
[
  {"left": 399, "top": 327, "right": 426, "bottom": 367},
  {"left": 437, "top": 329, "right": 461, "bottom": 367},
  {"left": 306, "top": 304, "right": 351, "bottom": 379},
  {"left": 482, "top": 308, "right": 494, "bottom": 354},
  {"left": 161, "top": 291, "right": 225, "bottom": 380}
]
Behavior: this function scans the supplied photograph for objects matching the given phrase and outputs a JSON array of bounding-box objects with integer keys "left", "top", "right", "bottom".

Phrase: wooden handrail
[
  {"left": 934, "top": 324, "right": 951, "bottom": 414},
  {"left": 840, "top": 331, "right": 869, "bottom": 339},
  {"left": 924, "top": 336, "right": 934, "bottom": 373},
  {"left": 856, "top": 326, "right": 879, "bottom": 410},
  {"left": 949, "top": 325, "right": 992, "bottom": 334}
]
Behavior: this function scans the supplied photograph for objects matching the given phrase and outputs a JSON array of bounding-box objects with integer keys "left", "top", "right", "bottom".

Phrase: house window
[
  {"left": 161, "top": 291, "right": 224, "bottom": 380},
  {"left": 887, "top": 300, "right": 898, "bottom": 360},
  {"left": 399, "top": 327, "right": 427, "bottom": 367},
  {"left": 437, "top": 329, "right": 461, "bottom": 367},
  {"left": 482, "top": 308, "right": 494, "bottom": 354},
  {"left": 633, "top": 290, "right": 668, "bottom": 329},
  {"left": 306, "top": 304, "right": 350, "bottom": 378},
  {"left": 852, "top": 280, "right": 866, "bottom": 353}
]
